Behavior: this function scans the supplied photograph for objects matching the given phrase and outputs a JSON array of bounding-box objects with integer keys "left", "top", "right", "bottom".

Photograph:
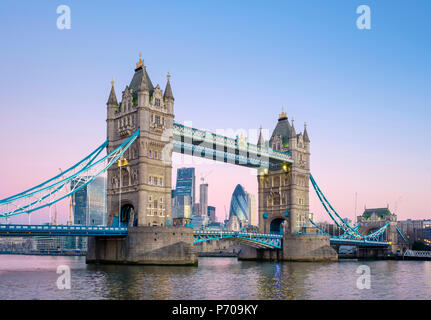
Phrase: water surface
[{"left": 0, "top": 255, "right": 430, "bottom": 299}]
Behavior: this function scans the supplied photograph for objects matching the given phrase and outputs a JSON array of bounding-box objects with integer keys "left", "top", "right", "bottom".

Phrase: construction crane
[{"left": 200, "top": 170, "right": 212, "bottom": 184}]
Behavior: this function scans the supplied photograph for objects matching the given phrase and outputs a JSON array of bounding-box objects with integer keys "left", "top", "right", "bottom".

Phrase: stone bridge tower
[
  {"left": 252, "top": 109, "right": 336, "bottom": 261},
  {"left": 357, "top": 207, "right": 400, "bottom": 253},
  {"left": 105, "top": 54, "right": 175, "bottom": 228},
  {"left": 258, "top": 109, "right": 310, "bottom": 235}
]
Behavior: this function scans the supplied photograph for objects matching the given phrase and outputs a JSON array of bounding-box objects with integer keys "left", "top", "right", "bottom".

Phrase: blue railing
[{"left": 0, "top": 224, "right": 128, "bottom": 236}]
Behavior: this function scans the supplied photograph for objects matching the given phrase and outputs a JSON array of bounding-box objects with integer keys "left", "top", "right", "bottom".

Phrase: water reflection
[{"left": 1, "top": 255, "right": 431, "bottom": 299}]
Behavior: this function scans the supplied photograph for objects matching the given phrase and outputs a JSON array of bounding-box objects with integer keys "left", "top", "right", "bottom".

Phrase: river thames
[{"left": 0, "top": 255, "right": 430, "bottom": 300}]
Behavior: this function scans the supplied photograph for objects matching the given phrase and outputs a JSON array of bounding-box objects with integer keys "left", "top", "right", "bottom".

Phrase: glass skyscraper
[
  {"left": 228, "top": 184, "right": 250, "bottom": 226},
  {"left": 71, "top": 176, "right": 107, "bottom": 226},
  {"left": 174, "top": 168, "right": 196, "bottom": 219}
]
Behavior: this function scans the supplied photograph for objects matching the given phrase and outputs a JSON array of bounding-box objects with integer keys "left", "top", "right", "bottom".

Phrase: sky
[{"left": 0, "top": 0, "right": 430, "bottom": 224}]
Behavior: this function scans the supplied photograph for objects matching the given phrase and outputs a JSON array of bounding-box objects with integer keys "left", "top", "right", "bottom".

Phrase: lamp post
[{"left": 118, "top": 157, "right": 128, "bottom": 227}]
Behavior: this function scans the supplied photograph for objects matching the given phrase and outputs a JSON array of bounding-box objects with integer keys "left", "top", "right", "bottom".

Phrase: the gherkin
[{"left": 229, "top": 184, "right": 249, "bottom": 224}]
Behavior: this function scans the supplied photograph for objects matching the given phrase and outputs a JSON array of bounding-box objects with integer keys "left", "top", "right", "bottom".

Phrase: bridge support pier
[
  {"left": 86, "top": 226, "right": 198, "bottom": 265},
  {"left": 237, "top": 245, "right": 282, "bottom": 261},
  {"left": 356, "top": 247, "right": 392, "bottom": 260},
  {"left": 283, "top": 234, "right": 338, "bottom": 262}
]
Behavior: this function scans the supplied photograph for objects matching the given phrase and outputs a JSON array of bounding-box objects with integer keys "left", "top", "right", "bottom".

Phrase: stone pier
[
  {"left": 86, "top": 226, "right": 198, "bottom": 265},
  {"left": 238, "top": 233, "right": 337, "bottom": 262},
  {"left": 283, "top": 234, "right": 337, "bottom": 262}
]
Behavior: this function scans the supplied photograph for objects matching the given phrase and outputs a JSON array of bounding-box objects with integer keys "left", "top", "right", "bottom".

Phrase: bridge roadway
[{"left": 0, "top": 224, "right": 389, "bottom": 248}]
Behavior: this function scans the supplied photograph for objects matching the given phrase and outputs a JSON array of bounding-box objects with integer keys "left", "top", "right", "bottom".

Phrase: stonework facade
[
  {"left": 258, "top": 110, "right": 311, "bottom": 235},
  {"left": 106, "top": 55, "right": 174, "bottom": 228}
]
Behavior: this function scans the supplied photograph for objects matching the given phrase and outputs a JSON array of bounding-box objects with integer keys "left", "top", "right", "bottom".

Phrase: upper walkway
[{"left": 173, "top": 123, "right": 293, "bottom": 168}]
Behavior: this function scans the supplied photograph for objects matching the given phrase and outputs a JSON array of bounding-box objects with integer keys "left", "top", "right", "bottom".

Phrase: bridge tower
[
  {"left": 87, "top": 55, "right": 197, "bottom": 266},
  {"left": 258, "top": 109, "right": 310, "bottom": 235},
  {"left": 254, "top": 109, "right": 337, "bottom": 261},
  {"left": 106, "top": 54, "right": 174, "bottom": 228}
]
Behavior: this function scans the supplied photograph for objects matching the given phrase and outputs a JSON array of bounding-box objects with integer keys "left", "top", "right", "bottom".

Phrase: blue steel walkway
[
  {"left": 0, "top": 225, "right": 389, "bottom": 248},
  {"left": 0, "top": 224, "right": 128, "bottom": 236},
  {"left": 193, "top": 230, "right": 283, "bottom": 249}
]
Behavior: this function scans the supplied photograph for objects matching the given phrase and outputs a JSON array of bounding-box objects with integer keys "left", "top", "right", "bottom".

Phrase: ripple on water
[{"left": 1, "top": 255, "right": 431, "bottom": 299}]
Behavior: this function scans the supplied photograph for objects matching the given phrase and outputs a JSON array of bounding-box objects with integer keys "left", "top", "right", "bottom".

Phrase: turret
[
  {"left": 288, "top": 117, "right": 297, "bottom": 150},
  {"left": 138, "top": 65, "right": 150, "bottom": 108},
  {"left": 303, "top": 122, "right": 310, "bottom": 151},
  {"left": 106, "top": 79, "right": 118, "bottom": 142},
  {"left": 164, "top": 72, "right": 174, "bottom": 114},
  {"left": 257, "top": 125, "right": 265, "bottom": 146}
]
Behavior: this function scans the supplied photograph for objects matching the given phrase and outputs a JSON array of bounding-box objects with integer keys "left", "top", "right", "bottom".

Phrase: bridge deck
[
  {"left": 0, "top": 224, "right": 128, "bottom": 236},
  {"left": 0, "top": 225, "right": 389, "bottom": 248}
]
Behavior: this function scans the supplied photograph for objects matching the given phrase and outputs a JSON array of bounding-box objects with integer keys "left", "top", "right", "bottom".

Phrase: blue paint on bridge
[
  {"left": 0, "top": 224, "right": 389, "bottom": 248},
  {"left": 193, "top": 230, "right": 283, "bottom": 249},
  {"left": 0, "top": 224, "right": 128, "bottom": 237}
]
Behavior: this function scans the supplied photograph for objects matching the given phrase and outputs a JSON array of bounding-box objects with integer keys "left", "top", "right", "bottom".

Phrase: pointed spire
[
  {"left": 303, "top": 122, "right": 310, "bottom": 142},
  {"left": 164, "top": 72, "right": 174, "bottom": 100},
  {"left": 290, "top": 117, "right": 296, "bottom": 136},
  {"left": 138, "top": 68, "right": 149, "bottom": 92},
  {"left": 257, "top": 125, "right": 264, "bottom": 146},
  {"left": 107, "top": 78, "right": 118, "bottom": 105}
]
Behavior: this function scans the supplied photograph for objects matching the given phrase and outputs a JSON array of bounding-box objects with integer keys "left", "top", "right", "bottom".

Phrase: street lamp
[{"left": 118, "top": 157, "right": 128, "bottom": 227}]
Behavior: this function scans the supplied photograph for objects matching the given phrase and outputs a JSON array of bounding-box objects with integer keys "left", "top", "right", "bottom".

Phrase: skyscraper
[
  {"left": 208, "top": 206, "right": 216, "bottom": 223},
  {"left": 175, "top": 168, "right": 196, "bottom": 214},
  {"left": 71, "top": 176, "right": 107, "bottom": 226},
  {"left": 228, "top": 184, "right": 250, "bottom": 227},
  {"left": 199, "top": 183, "right": 208, "bottom": 218},
  {"left": 248, "top": 193, "right": 257, "bottom": 226}
]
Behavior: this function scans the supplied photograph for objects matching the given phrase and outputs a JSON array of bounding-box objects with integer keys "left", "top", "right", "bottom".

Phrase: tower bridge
[{"left": 0, "top": 55, "right": 395, "bottom": 264}]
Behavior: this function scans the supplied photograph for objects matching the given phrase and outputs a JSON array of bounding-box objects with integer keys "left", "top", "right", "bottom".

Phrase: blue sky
[{"left": 0, "top": 0, "right": 430, "bottom": 223}]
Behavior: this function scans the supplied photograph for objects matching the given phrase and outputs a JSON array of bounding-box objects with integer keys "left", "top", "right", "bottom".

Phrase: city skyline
[{"left": 0, "top": 1, "right": 430, "bottom": 225}]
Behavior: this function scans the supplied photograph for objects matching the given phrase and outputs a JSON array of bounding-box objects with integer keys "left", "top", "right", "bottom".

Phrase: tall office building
[
  {"left": 173, "top": 195, "right": 192, "bottom": 219},
  {"left": 199, "top": 183, "right": 208, "bottom": 219},
  {"left": 228, "top": 184, "right": 250, "bottom": 228},
  {"left": 175, "top": 168, "right": 196, "bottom": 214},
  {"left": 248, "top": 193, "right": 257, "bottom": 226},
  {"left": 71, "top": 176, "right": 107, "bottom": 226},
  {"left": 208, "top": 206, "right": 216, "bottom": 223}
]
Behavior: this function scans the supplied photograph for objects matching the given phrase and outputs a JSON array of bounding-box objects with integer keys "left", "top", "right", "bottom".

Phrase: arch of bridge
[{"left": 269, "top": 217, "right": 288, "bottom": 234}]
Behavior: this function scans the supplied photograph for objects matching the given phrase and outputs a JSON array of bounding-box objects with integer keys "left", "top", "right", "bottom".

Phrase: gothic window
[
  {"left": 267, "top": 197, "right": 272, "bottom": 206},
  {"left": 150, "top": 114, "right": 154, "bottom": 122},
  {"left": 149, "top": 176, "right": 152, "bottom": 185},
  {"left": 155, "top": 115, "right": 161, "bottom": 125},
  {"left": 155, "top": 98, "right": 161, "bottom": 106},
  {"left": 149, "top": 150, "right": 152, "bottom": 158},
  {"left": 159, "top": 178, "right": 163, "bottom": 186},
  {"left": 273, "top": 193, "right": 280, "bottom": 206},
  {"left": 122, "top": 169, "right": 129, "bottom": 187}
]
